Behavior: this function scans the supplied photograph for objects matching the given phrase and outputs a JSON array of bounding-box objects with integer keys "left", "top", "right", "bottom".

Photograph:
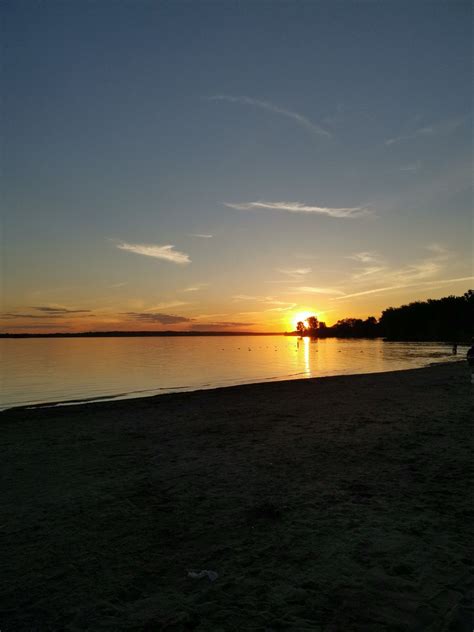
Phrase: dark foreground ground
[{"left": 1, "top": 363, "right": 473, "bottom": 631}]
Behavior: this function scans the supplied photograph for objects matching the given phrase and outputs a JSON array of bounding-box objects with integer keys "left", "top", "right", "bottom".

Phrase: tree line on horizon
[{"left": 291, "top": 290, "right": 474, "bottom": 342}]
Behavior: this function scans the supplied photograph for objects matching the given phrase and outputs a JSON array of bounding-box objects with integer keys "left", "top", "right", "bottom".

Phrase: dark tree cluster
[
  {"left": 289, "top": 291, "right": 473, "bottom": 342},
  {"left": 379, "top": 290, "right": 473, "bottom": 342},
  {"left": 321, "top": 316, "right": 379, "bottom": 338},
  {"left": 295, "top": 316, "right": 379, "bottom": 338}
]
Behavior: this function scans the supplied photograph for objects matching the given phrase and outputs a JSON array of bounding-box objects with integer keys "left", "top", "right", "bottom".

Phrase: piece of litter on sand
[{"left": 187, "top": 569, "right": 219, "bottom": 582}]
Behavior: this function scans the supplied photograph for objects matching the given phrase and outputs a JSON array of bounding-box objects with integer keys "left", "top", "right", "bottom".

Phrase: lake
[{"left": 0, "top": 336, "right": 466, "bottom": 410}]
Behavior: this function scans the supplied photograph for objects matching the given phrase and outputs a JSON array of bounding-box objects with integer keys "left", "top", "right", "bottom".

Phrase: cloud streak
[
  {"left": 116, "top": 242, "right": 190, "bottom": 264},
  {"left": 125, "top": 312, "right": 192, "bottom": 324},
  {"left": 145, "top": 301, "right": 188, "bottom": 310},
  {"left": 277, "top": 267, "right": 311, "bottom": 279},
  {"left": 182, "top": 283, "right": 209, "bottom": 292},
  {"left": 335, "top": 277, "right": 474, "bottom": 300},
  {"left": 385, "top": 117, "right": 464, "bottom": 146},
  {"left": 32, "top": 306, "right": 91, "bottom": 314},
  {"left": 385, "top": 126, "right": 433, "bottom": 146},
  {"left": 225, "top": 201, "right": 372, "bottom": 218},
  {"left": 348, "top": 252, "right": 380, "bottom": 264},
  {"left": 2, "top": 306, "right": 93, "bottom": 319},
  {"left": 207, "top": 95, "right": 330, "bottom": 138},
  {"left": 191, "top": 321, "right": 254, "bottom": 330},
  {"left": 293, "top": 286, "right": 345, "bottom": 295}
]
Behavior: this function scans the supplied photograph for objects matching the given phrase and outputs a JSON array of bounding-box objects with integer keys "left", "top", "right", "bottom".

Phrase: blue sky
[{"left": 2, "top": 1, "right": 472, "bottom": 331}]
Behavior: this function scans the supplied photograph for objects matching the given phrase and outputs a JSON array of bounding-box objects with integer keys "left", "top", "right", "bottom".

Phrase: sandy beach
[{"left": 1, "top": 362, "right": 472, "bottom": 631}]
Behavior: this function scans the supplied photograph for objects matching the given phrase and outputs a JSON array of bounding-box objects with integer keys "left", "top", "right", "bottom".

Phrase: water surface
[{"left": 0, "top": 336, "right": 465, "bottom": 410}]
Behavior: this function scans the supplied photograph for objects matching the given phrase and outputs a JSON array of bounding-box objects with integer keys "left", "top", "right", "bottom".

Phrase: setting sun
[{"left": 291, "top": 311, "right": 316, "bottom": 330}]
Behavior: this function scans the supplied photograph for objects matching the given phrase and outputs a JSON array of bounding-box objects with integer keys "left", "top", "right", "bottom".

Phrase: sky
[{"left": 2, "top": 1, "right": 473, "bottom": 333}]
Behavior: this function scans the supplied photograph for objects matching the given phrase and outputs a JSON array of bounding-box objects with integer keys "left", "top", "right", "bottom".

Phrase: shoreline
[
  {"left": 2, "top": 362, "right": 472, "bottom": 630},
  {"left": 1, "top": 359, "right": 465, "bottom": 414}
]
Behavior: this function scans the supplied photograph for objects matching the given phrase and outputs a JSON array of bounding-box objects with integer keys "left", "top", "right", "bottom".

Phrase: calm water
[{"left": 0, "top": 336, "right": 466, "bottom": 410}]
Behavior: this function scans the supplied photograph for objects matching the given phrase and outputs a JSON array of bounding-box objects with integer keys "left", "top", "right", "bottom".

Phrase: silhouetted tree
[
  {"left": 296, "top": 321, "right": 306, "bottom": 334},
  {"left": 306, "top": 316, "right": 319, "bottom": 331}
]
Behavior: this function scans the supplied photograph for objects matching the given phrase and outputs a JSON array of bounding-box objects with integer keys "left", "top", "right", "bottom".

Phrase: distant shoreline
[
  {"left": 0, "top": 331, "right": 281, "bottom": 339},
  {"left": 1, "top": 331, "right": 468, "bottom": 343}
]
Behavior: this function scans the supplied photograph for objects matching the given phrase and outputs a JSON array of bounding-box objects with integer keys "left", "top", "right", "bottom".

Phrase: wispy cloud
[
  {"left": 189, "top": 233, "right": 213, "bottom": 239},
  {"left": 277, "top": 267, "right": 311, "bottom": 279},
  {"left": 182, "top": 283, "right": 209, "bottom": 292},
  {"left": 3, "top": 323, "right": 70, "bottom": 330},
  {"left": 2, "top": 306, "right": 92, "bottom": 319},
  {"left": 386, "top": 126, "right": 433, "bottom": 146},
  {"left": 232, "top": 294, "right": 259, "bottom": 301},
  {"left": 337, "top": 244, "right": 471, "bottom": 300},
  {"left": 225, "top": 201, "right": 373, "bottom": 219},
  {"left": 425, "top": 243, "right": 450, "bottom": 257},
  {"left": 232, "top": 295, "right": 296, "bottom": 310},
  {"left": 293, "top": 286, "right": 345, "bottom": 295},
  {"left": 116, "top": 242, "right": 190, "bottom": 264},
  {"left": 191, "top": 321, "right": 254, "bottom": 330},
  {"left": 265, "top": 303, "right": 297, "bottom": 312},
  {"left": 32, "top": 306, "right": 91, "bottom": 314},
  {"left": 399, "top": 161, "right": 422, "bottom": 173},
  {"left": 207, "top": 95, "right": 331, "bottom": 139},
  {"left": 145, "top": 301, "right": 188, "bottom": 310},
  {"left": 351, "top": 266, "right": 386, "bottom": 280},
  {"left": 348, "top": 252, "right": 380, "bottom": 264},
  {"left": 1, "top": 313, "right": 56, "bottom": 320},
  {"left": 347, "top": 252, "right": 386, "bottom": 280},
  {"left": 124, "top": 312, "right": 192, "bottom": 324},
  {"left": 385, "top": 117, "right": 464, "bottom": 146},
  {"left": 335, "top": 276, "right": 474, "bottom": 300},
  {"left": 345, "top": 245, "right": 451, "bottom": 288}
]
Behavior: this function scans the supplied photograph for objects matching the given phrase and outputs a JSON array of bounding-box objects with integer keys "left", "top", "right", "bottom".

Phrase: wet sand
[{"left": 1, "top": 363, "right": 473, "bottom": 630}]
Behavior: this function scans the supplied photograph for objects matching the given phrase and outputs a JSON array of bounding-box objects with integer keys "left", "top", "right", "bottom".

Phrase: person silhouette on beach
[{"left": 467, "top": 343, "right": 474, "bottom": 384}]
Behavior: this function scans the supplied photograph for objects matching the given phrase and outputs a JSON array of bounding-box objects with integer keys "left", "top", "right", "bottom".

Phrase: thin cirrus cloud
[
  {"left": 266, "top": 304, "right": 297, "bottom": 312},
  {"left": 1, "top": 306, "right": 92, "bottom": 319},
  {"left": 191, "top": 321, "right": 254, "bottom": 330},
  {"left": 346, "top": 245, "right": 450, "bottom": 287},
  {"left": 5, "top": 323, "right": 70, "bottom": 329},
  {"left": 116, "top": 241, "right": 190, "bottom": 264},
  {"left": 232, "top": 295, "right": 295, "bottom": 307},
  {"left": 277, "top": 268, "right": 311, "bottom": 278},
  {"left": 399, "top": 161, "right": 422, "bottom": 173},
  {"left": 385, "top": 117, "right": 465, "bottom": 146},
  {"left": 144, "top": 301, "right": 188, "bottom": 310},
  {"left": 124, "top": 312, "right": 192, "bottom": 324},
  {"left": 207, "top": 95, "right": 331, "bottom": 139},
  {"left": 348, "top": 252, "right": 386, "bottom": 279},
  {"left": 181, "top": 283, "right": 209, "bottom": 292},
  {"left": 348, "top": 252, "right": 380, "bottom": 264},
  {"left": 385, "top": 126, "right": 433, "bottom": 146},
  {"left": 225, "top": 201, "right": 372, "bottom": 219},
  {"left": 1, "top": 312, "right": 59, "bottom": 320},
  {"left": 32, "top": 306, "right": 91, "bottom": 314},
  {"left": 293, "top": 286, "right": 346, "bottom": 296},
  {"left": 335, "top": 276, "right": 474, "bottom": 301}
]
